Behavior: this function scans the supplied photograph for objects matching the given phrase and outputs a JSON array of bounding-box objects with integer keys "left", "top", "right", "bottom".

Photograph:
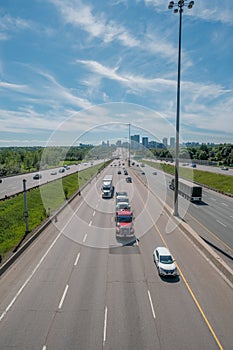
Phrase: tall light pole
[
  {"left": 128, "top": 123, "right": 131, "bottom": 167},
  {"left": 168, "top": 0, "right": 194, "bottom": 216}
]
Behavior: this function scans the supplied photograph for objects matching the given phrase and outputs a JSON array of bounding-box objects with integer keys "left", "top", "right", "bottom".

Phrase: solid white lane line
[
  {"left": 216, "top": 220, "right": 227, "bottom": 227},
  {"left": 58, "top": 284, "right": 69, "bottom": 309},
  {"left": 221, "top": 202, "right": 228, "bottom": 207},
  {"left": 103, "top": 306, "right": 108, "bottom": 345},
  {"left": 74, "top": 252, "right": 80, "bottom": 266},
  {"left": 0, "top": 195, "right": 85, "bottom": 322},
  {"left": 148, "top": 290, "right": 156, "bottom": 319},
  {"left": 93, "top": 211, "right": 96, "bottom": 217},
  {"left": 0, "top": 231, "right": 62, "bottom": 322},
  {"left": 83, "top": 234, "right": 87, "bottom": 243},
  {"left": 42, "top": 346, "right": 47, "bottom": 350},
  {"left": 89, "top": 220, "right": 92, "bottom": 226}
]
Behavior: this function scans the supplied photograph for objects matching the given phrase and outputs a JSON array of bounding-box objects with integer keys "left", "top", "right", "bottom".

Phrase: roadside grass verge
[
  {"left": 144, "top": 161, "right": 233, "bottom": 195},
  {"left": 0, "top": 163, "right": 106, "bottom": 258}
]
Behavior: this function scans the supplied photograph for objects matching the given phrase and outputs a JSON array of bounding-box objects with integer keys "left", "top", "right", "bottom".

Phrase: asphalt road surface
[
  {"left": 132, "top": 162, "right": 233, "bottom": 270},
  {"left": 0, "top": 164, "right": 232, "bottom": 349},
  {"left": 0, "top": 160, "right": 102, "bottom": 200}
]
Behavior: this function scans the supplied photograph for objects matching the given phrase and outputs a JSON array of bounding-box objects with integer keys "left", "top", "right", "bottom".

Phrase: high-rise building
[
  {"left": 162, "top": 137, "right": 168, "bottom": 148},
  {"left": 131, "top": 134, "right": 140, "bottom": 149},
  {"left": 170, "top": 137, "right": 175, "bottom": 148},
  {"left": 142, "top": 137, "right": 149, "bottom": 148}
]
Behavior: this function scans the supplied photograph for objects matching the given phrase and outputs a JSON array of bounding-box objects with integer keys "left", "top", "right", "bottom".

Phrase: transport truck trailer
[{"left": 169, "top": 178, "right": 202, "bottom": 202}]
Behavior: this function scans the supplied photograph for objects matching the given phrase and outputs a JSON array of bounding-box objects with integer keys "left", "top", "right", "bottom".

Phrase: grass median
[{"left": 0, "top": 162, "right": 107, "bottom": 258}]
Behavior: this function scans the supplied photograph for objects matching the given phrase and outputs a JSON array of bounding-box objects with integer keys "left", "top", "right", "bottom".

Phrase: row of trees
[
  {"left": 150, "top": 143, "right": 233, "bottom": 165},
  {"left": 0, "top": 146, "right": 93, "bottom": 177}
]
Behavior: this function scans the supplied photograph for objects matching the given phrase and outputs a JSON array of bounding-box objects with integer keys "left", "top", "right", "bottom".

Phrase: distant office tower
[
  {"left": 131, "top": 134, "right": 140, "bottom": 149},
  {"left": 142, "top": 137, "right": 149, "bottom": 148},
  {"left": 163, "top": 137, "right": 168, "bottom": 148},
  {"left": 170, "top": 137, "right": 175, "bottom": 148},
  {"left": 116, "top": 140, "right": 122, "bottom": 147}
]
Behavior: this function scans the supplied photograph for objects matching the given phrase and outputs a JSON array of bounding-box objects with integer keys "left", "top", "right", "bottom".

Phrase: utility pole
[{"left": 23, "top": 179, "right": 29, "bottom": 234}]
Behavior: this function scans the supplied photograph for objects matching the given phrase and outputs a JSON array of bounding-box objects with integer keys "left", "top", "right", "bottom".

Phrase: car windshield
[
  {"left": 116, "top": 198, "right": 129, "bottom": 203},
  {"left": 117, "top": 216, "right": 132, "bottom": 223},
  {"left": 160, "top": 255, "right": 173, "bottom": 264}
]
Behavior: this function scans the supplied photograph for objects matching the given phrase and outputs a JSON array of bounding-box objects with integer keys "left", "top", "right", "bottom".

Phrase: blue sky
[{"left": 0, "top": 0, "right": 233, "bottom": 147}]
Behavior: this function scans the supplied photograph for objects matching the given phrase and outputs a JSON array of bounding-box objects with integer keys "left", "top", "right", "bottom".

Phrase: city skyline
[{"left": 0, "top": 1, "right": 232, "bottom": 146}]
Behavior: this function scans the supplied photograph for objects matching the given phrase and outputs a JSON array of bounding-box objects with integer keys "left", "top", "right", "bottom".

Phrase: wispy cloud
[
  {"left": 0, "top": 13, "right": 31, "bottom": 40},
  {"left": 49, "top": 0, "right": 140, "bottom": 46}
]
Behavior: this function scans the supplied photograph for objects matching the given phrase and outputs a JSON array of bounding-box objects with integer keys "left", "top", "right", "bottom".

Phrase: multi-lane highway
[
  {"left": 133, "top": 162, "right": 233, "bottom": 269},
  {"left": 0, "top": 160, "right": 102, "bottom": 200},
  {"left": 0, "top": 163, "right": 232, "bottom": 349}
]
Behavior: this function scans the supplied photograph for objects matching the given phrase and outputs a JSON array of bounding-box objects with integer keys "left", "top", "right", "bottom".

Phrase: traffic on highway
[
  {"left": 0, "top": 160, "right": 232, "bottom": 349},
  {"left": 0, "top": 160, "right": 102, "bottom": 200}
]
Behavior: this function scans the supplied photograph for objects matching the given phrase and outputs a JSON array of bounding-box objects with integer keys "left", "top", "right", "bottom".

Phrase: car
[
  {"left": 50, "top": 171, "right": 57, "bottom": 175},
  {"left": 33, "top": 173, "right": 42, "bottom": 180},
  {"left": 141, "top": 171, "right": 145, "bottom": 175},
  {"left": 124, "top": 170, "right": 128, "bottom": 175},
  {"left": 116, "top": 191, "right": 128, "bottom": 197},
  {"left": 59, "top": 168, "right": 65, "bottom": 173},
  {"left": 116, "top": 202, "right": 131, "bottom": 212},
  {"left": 126, "top": 176, "right": 132, "bottom": 183},
  {"left": 221, "top": 167, "right": 228, "bottom": 171},
  {"left": 117, "top": 170, "right": 121, "bottom": 174},
  {"left": 0, "top": 179, "right": 2, "bottom": 183},
  {"left": 152, "top": 171, "right": 157, "bottom": 175},
  {"left": 116, "top": 196, "right": 129, "bottom": 205},
  {"left": 153, "top": 247, "right": 178, "bottom": 277},
  {"left": 190, "top": 164, "right": 196, "bottom": 168}
]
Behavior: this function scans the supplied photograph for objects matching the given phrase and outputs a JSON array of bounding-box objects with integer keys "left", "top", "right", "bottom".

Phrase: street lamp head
[
  {"left": 168, "top": 1, "right": 174, "bottom": 9},
  {"left": 188, "top": 1, "right": 194, "bottom": 9}
]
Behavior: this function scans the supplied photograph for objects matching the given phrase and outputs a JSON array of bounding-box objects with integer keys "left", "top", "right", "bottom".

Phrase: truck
[
  {"left": 102, "top": 175, "right": 114, "bottom": 198},
  {"left": 169, "top": 178, "right": 202, "bottom": 202},
  {"left": 115, "top": 210, "right": 135, "bottom": 238}
]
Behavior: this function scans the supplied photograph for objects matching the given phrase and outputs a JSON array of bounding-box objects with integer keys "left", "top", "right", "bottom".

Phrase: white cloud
[{"left": 49, "top": 0, "right": 139, "bottom": 45}]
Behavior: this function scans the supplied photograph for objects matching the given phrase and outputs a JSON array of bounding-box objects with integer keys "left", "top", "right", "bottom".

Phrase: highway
[
  {"left": 0, "top": 160, "right": 102, "bottom": 200},
  {"left": 133, "top": 162, "right": 233, "bottom": 269},
  {"left": 0, "top": 164, "right": 232, "bottom": 349}
]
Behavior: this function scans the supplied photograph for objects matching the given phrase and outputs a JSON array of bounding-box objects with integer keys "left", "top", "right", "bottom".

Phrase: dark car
[
  {"left": 126, "top": 176, "right": 132, "bottom": 183},
  {"left": 118, "top": 170, "right": 121, "bottom": 174},
  {"left": 33, "top": 173, "right": 42, "bottom": 180}
]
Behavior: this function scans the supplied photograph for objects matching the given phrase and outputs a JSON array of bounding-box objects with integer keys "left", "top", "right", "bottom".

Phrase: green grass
[
  {"left": 0, "top": 162, "right": 107, "bottom": 257},
  {"left": 144, "top": 161, "right": 233, "bottom": 195}
]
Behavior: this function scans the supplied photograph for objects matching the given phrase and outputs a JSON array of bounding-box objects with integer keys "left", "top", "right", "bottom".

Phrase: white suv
[{"left": 153, "top": 247, "right": 178, "bottom": 277}]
